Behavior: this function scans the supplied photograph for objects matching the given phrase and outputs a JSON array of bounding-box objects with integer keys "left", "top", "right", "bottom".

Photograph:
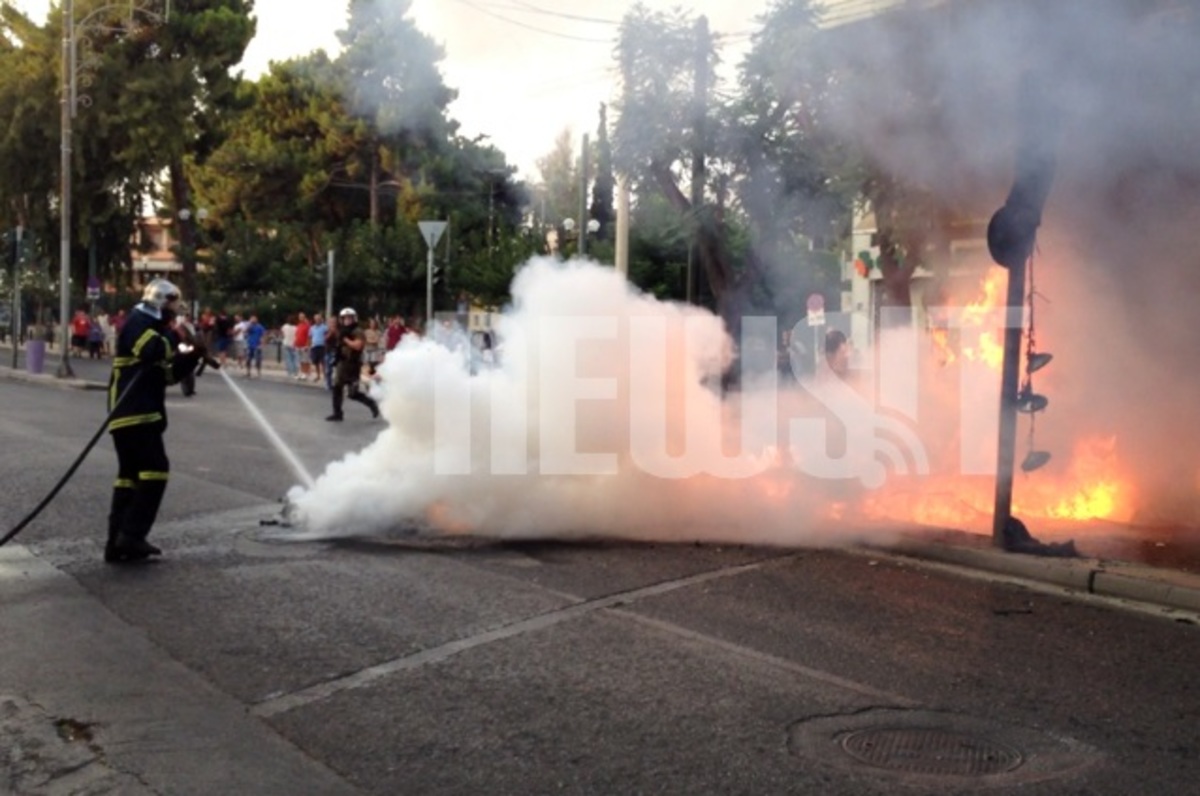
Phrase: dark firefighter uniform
[{"left": 105, "top": 285, "right": 199, "bottom": 562}]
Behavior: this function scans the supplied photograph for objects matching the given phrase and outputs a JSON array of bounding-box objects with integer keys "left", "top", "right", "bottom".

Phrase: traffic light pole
[
  {"left": 987, "top": 72, "right": 1058, "bottom": 549},
  {"left": 990, "top": 256, "right": 1027, "bottom": 545}
]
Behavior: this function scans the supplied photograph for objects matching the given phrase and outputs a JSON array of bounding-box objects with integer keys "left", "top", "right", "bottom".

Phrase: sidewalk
[
  {"left": 0, "top": 545, "right": 360, "bottom": 795},
  {"left": 0, "top": 339, "right": 322, "bottom": 392},
  {"left": 878, "top": 527, "right": 1200, "bottom": 617}
]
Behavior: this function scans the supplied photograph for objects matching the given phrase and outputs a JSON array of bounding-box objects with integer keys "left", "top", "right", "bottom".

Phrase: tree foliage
[
  {"left": 590, "top": 103, "right": 616, "bottom": 240},
  {"left": 0, "top": 0, "right": 953, "bottom": 332},
  {"left": 0, "top": 0, "right": 254, "bottom": 310},
  {"left": 192, "top": 0, "right": 529, "bottom": 321},
  {"left": 612, "top": 0, "right": 856, "bottom": 323}
]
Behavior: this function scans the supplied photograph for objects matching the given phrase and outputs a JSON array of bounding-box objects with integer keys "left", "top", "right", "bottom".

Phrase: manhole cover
[
  {"left": 790, "top": 709, "right": 1097, "bottom": 787},
  {"left": 840, "top": 727, "right": 1024, "bottom": 776}
]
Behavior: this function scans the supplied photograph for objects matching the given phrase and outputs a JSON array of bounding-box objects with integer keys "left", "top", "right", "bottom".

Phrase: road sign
[
  {"left": 418, "top": 221, "right": 447, "bottom": 249},
  {"left": 419, "top": 221, "right": 449, "bottom": 327},
  {"left": 806, "top": 293, "right": 826, "bottom": 327},
  {"left": 86, "top": 276, "right": 101, "bottom": 301}
]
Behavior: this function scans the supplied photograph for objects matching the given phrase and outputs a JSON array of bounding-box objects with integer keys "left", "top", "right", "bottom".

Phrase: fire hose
[
  {"left": 0, "top": 370, "right": 146, "bottom": 549},
  {"left": 2, "top": 343, "right": 223, "bottom": 554}
]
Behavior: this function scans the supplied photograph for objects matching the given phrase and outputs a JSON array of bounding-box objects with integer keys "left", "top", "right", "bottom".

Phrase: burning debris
[{"left": 1002, "top": 517, "right": 1078, "bottom": 558}]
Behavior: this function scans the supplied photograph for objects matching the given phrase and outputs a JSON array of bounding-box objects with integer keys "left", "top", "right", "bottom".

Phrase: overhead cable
[{"left": 450, "top": 0, "right": 613, "bottom": 43}]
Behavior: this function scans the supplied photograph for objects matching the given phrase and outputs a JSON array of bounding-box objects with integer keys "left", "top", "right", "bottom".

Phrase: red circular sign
[{"left": 806, "top": 293, "right": 825, "bottom": 312}]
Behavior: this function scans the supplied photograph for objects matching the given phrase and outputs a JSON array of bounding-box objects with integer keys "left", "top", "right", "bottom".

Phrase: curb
[
  {"left": 884, "top": 536, "right": 1200, "bottom": 616},
  {"left": 0, "top": 365, "right": 106, "bottom": 391}
]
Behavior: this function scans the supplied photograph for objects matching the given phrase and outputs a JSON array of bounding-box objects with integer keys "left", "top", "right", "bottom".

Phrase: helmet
[
  {"left": 141, "top": 279, "right": 181, "bottom": 311},
  {"left": 338, "top": 307, "right": 357, "bottom": 319}
]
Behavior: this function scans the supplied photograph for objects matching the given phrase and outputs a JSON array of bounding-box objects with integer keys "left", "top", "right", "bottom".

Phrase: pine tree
[{"left": 590, "top": 103, "right": 616, "bottom": 241}]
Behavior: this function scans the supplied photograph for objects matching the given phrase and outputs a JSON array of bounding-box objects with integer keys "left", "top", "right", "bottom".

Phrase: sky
[{"left": 13, "top": 0, "right": 792, "bottom": 180}]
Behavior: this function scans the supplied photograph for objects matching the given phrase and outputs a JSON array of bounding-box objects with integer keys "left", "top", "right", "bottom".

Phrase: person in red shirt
[
  {"left": 385, "top": 315, "right": 409, "bottom": 351},
  {"left": 70, "top": 308, "right": 92, "bottom": 356},
  {"left": 294, "top": 312, "right": 312, "bottom": 380}
]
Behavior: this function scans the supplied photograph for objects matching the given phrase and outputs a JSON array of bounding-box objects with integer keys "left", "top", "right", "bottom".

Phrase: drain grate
[{"left": 840, "top": 727, "right": 1024, "bottom": 776}]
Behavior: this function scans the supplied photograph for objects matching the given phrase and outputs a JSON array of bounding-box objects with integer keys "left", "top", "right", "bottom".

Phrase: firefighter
[
  {"left": 326, "top": 307, "right": 380, "bottom": 422},
  {"left": 105, "top": 279, "right": 202, "bottom": 563}
]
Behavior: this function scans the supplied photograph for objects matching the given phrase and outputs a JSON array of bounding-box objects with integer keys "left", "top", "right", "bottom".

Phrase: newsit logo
[{"left": 432, "top": 309, "right": 1014, "bottom": 484}]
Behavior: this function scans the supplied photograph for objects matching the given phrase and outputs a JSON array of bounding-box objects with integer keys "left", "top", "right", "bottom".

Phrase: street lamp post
[
  {"left": 57, "top": 0, "right": 169, "bottom": 378},
  {"left": 562, "top": 218, "right": 600, "bottom": 259}
]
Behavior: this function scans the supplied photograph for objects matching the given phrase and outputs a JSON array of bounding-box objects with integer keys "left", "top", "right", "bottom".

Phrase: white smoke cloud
[
  {"left": 286, "top": 257, "right": 906, "bottom": 546},
  {"left": 289, "top": 0, "right": 1200, "bottom": 544}
]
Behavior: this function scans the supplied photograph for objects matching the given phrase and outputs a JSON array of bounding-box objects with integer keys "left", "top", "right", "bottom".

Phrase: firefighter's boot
[{"left": 105, "top": 484, "right": 135, "bottom": 563}]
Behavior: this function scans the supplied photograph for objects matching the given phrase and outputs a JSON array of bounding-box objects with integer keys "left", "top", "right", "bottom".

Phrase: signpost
[
  {"left": 85, "top": 275, "right": 101, "bottom": 302},
  {"left": 419, "top": 220, "right": 448, "bottom": 329},
  {"left": 325, "top": 250, "right": 334, "bottom": 322}
]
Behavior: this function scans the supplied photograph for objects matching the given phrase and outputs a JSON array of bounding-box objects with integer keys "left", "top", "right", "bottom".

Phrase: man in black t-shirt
[{"left": 213, "top": 311, "right": 234, "bottom": 366}]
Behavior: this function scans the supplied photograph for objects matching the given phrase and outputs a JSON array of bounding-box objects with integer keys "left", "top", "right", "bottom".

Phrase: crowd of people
[
  {"left": 64, "top": 307, "right": 128, "bottom": 359},
  {"left": 184, "top": 309, "right": 417, "bottom": 384},
  {"left": 22, "top": 298, "right": 500, "bottom": 415}
]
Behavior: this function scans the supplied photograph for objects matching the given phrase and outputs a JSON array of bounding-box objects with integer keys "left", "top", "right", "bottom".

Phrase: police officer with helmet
[
  {"left": 104, "top": 278, "right": 206, "bottom": 563},
  {"left": 326, "top": 307, "right": 380, "bottom": 422}
]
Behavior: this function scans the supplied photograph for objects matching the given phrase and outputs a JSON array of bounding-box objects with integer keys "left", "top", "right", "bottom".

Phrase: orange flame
[
  {"left": 874, "top": 267, "right": 1136, "bottom": 532},
  {"left": 960, "top": 268, "right": 1007, "bottom": 370},
  {"left": 928, "top": 267, "right": 1008, "bottom": 371},
  {"left": 1016, "top": 435, "right": 1131, "bottom": 523},
  {"left": 856, "top": 435, "right": 1132, "bottom": 531}
]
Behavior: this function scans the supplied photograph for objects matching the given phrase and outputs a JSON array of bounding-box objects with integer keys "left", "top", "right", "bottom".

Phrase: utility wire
[
  {"left": 505, "top": 0, "right": 619, "bottom": 26},
  {"left": 450, "top": 0, "right": 614, "bottom": 43},
  {"left": 820, "top": 0, "right": 928, "bottom": 27},
  {"left": 517, "top": 66, "right": 618, "bottom": 100}
]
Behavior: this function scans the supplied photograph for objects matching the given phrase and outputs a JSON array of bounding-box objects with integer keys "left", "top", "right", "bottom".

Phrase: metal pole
[
  {"left": 425, "top": 245, "right": 434, "bottom": 330},
  {"left": 578, "top": 133, "right": 589, "bottom": 257},
  {"left": 11, "top": 225, "right": 21, "bottom": 370},
  {"left": 324, "top": 249, "right": 334, "bottom": 321},
  {"left": 990, "top": 260, "right": 1027, "bottom": 545},
  {"left": 57, "top": 0, "right": 74, "bottom": 378},
  {"left": 615, "top": 175, "right": 630, "bottom": 276},
  {"left": 988, "top": 72, "right": 1057, "bottom": 548}
]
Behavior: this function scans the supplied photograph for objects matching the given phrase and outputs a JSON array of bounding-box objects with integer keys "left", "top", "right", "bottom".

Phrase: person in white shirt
[
  {"left": 281, "top": 314, "right": 299, "bottom": 379},
  {"left": 232, "top": 314, "right": 248, "bottom": 370}
]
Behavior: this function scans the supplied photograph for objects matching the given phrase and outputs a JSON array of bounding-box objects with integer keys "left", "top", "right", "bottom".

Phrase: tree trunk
[
  {"left": 168, "top": 160, "right": 197, "bottom": 303},
  {"left": 649, "top": 161, "right": 733, "bottom": 315}
]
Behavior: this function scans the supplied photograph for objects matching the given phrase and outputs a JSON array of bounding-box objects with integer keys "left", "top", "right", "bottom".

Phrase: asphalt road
[{"left": 2, "top": 359, "right": 1198, "bottom": 795}]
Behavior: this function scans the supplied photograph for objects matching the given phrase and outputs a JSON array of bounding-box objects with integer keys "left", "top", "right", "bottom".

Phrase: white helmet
[
  {"left": 338, "top": 307, "right": 357, "bottom": 320},
  {"left": 140, "top": 279, "right": 181, "bottom": 317}
]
